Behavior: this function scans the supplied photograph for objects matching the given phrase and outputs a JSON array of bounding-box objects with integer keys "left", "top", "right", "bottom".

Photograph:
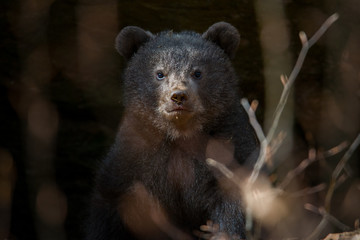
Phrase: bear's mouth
[
  {"left": 167, "top": 106, "right": 194, "bottom": 116},
  {"left": 169, "top": 106, "right": 190, "bottom": 112},
  {"left": 164, "top": 103, "right": 193, "bottom": 113},
  {"left": 164, "top": 105, "right": 194, "bottom": 122}
]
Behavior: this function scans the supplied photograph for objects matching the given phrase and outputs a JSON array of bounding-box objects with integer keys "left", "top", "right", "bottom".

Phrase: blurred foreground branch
[
  {"left": 323, "top": 229, "right": 360, "bottom": 240},
  {"left": 206, "top": 12, "right": 360, "bottom": 240},
  {"left": 208, "top": 12, "right": 360, "bottom": 240}
]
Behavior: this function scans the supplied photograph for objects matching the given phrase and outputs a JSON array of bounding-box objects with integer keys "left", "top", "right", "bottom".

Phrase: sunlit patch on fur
[{"left": 118, "top": 183, "right": 193, "bottom": 240}]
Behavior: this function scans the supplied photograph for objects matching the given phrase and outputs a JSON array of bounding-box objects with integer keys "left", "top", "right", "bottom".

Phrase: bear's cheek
[{"left": 198, "top": 86, "right": 227, "bottom": 111}]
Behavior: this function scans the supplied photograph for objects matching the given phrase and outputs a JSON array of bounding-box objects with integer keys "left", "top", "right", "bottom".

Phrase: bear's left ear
[
  {"left": 115, "top": 26, "right": 154, "bottom": 60},
  {"left": 202, "top": 22, "right": 240, "bottom": 59}
]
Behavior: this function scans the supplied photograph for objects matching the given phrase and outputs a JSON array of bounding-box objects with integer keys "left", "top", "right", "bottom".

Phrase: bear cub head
[{"left": 116, "top": 22, "right": 241, "bottom": 140}]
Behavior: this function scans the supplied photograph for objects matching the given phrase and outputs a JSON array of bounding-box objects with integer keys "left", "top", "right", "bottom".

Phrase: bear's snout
[{"left": 170, "top": 90, "right": 188, "bottom": 105}]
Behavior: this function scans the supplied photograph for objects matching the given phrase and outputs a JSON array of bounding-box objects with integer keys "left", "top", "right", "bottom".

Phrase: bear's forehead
[
  {"left": 141, "top": 32, "right": 224, "bottom": 64},
  {"left": 154, "top": 31, "right": 204, "bottom": 45},
  {"left": 147, "top": 32, "right": 219, "bottom": 55}
]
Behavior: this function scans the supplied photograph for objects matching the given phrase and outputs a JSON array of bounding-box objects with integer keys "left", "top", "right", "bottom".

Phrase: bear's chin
[
  {"left": 161, "top": 112, "right": 203, "bottom": 140},
  {"left": 166, "top": 126, "right": 201, "bottom": 140}
]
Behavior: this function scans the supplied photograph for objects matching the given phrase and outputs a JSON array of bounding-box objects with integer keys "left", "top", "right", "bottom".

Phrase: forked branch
[{"left": 244, "top": 13, "right": 339, "bottom": 184}]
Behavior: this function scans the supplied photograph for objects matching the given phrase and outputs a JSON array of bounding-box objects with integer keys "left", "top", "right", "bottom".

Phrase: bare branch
[
  {"left": 245, "top": 13, "right": 339, "bottom": 185},
  {"left": 241, "top": 99, "right": 266, "bottom": 142},
  {"left": 266, "top": 13, "right": 339, "bottom": 143},
  {"left": 241, "top": 99, "right": 268, "bottom": 184}
]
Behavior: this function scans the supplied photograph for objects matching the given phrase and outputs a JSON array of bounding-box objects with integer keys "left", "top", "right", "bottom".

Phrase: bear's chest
[
  {"left": 143, "top": 135, "right": 236, "bottom": 195},
  {"left": 165, "top": 143, "right": 205, "bottom": 191},
  {"left": 164, "top": 136, "right": 236, "bottom": 187},
  {"left": 144, "top": 136, "right": 210, "bottom": 196}
]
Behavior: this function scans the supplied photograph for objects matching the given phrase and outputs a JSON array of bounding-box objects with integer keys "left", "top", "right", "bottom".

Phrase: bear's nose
[{"left": 171, "top": 91, "right": 188, "bottom": 105}]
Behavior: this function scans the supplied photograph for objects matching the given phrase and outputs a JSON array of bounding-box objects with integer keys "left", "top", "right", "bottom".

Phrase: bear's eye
[
  {"left": 193, "top": 70, "right": 202, "bottom": 79},
  {"left": 156, "top": 71, "right": 165, "bottom": 81}
]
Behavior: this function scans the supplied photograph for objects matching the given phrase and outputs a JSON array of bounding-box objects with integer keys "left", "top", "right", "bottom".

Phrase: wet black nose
[{"left": 171, "top": 91, "right": 188, "bottom": 105}]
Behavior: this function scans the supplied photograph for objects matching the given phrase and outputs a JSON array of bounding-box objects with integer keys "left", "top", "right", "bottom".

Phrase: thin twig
[
  {"left": 206, "top": 158, "right": 235, "bottom": 180},
  {"left": 267, "top": 131, "right": 286, "bottom": 161},
  {"left": 241, "top": 99, "right": 266, "bottom": 142},
  {"left": 278, "top": 148, "right": 317, "bottom": 189},
  {"left": 325, "top": 133, "right": 360, "bottom": 211},
  {"left": 305, "top": 218, "right": 328, "bottom": 240},
  {"left": 332, "top": 133, "right": 360, "bottom": 181},
  {"left": 323, "top": 141, "right": 349, "bottom": 158},
  {"left": 289, "top": 183, "right": 326, "bottom": 198}
]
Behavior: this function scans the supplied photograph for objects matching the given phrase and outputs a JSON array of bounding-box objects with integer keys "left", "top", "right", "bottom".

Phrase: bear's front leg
[
  {"left": 195, "top": 197, "right": 246, "bottom": 240},
  {"left": 195, "top": 221, "right": 244, "bottom": 240}
]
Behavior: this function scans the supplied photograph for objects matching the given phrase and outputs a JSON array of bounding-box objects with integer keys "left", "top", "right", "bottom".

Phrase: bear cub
[{"left": 86, "top": 22, "right": 259, "bottom": 240}]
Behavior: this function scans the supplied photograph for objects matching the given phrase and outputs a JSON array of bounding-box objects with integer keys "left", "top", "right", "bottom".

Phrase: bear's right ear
[{"left": 115, "top": 26, "right": 153, "bottom": 60}]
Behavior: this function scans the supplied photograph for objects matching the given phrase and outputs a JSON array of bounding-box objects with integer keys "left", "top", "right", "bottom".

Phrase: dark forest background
[{"left": 0, "top": 0, "right": 359, "bottom": 239}]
